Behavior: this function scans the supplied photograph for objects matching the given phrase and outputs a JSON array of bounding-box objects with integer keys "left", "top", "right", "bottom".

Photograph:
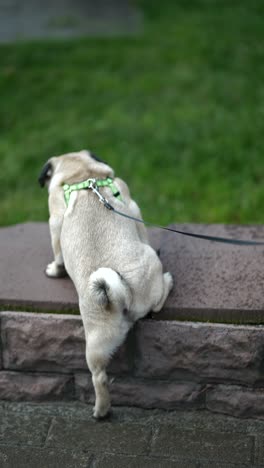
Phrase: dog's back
[{"left": 61, "top": 188, "right": 167, "bottom": 317}]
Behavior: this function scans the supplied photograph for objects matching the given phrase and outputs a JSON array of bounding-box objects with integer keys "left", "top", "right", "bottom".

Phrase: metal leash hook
[{"left": 88, "top": 179, "right": 113, "bottom": 210}]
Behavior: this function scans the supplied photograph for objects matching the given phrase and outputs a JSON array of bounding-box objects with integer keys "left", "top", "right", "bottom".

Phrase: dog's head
[{"left": 38, "top": 150, "right": 114, "bottom": 190}]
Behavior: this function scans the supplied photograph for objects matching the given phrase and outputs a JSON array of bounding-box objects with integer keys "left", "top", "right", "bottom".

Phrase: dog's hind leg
[
  {"left": 86, "top": 343, "right": 110, "bottom": 419},
  {"left": 91, "top": 363, "right": 110, "bottom": 419},
  {"left": 152, "top": 272, "right": 174, "bottom": 313},
  {"left": 85, "top": 328, "right": 125, "bottom": 419},
  {"left": 82, "top": 268, "right": 132, "bottom": 418}
]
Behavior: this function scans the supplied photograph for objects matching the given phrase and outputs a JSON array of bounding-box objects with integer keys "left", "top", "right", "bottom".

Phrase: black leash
[
  {"left": 86, "top": 181, "right": 264, "bottom": 246},
  {"left": 102, "top": 200, "right": 264, "bottom": 246}
]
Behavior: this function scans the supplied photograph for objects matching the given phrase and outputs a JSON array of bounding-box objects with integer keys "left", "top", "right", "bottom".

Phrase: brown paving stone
[
  {"left": 1, "top": 222, "right": 264, "bottom": 323},
  {"left": 255, "top": 435, "right": 264, "bottom": 466},
  {"left": 0, "top": 410, "right": 51, "bottom": 446},
  {"left": 0, "top": 401, "right": 262, "bottom": 468},
  {"left": 0, "top": 447, "right": 92, "bottom": 468},
  {"left": 199, "top": 464, "right": 257, "bottom": 468},
  {"left": 94, "top": 454, "right": 196, "bottom": 468},
  {"left": 151, "top": 425, "right": 254, "bottom": 464},
  {"left": 46, "top": 418, "right": 151, "bottom": 455}
]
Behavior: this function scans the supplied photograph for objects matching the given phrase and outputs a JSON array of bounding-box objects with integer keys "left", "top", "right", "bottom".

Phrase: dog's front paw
[{"left": 45, "top": 262, "right": 67, "bottom": 278}]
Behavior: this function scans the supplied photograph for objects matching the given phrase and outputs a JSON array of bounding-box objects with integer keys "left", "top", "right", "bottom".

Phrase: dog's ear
[
  {"left": 90, "top": 153, "right": 107, "bottom": 165},
  {"left": 82, "top": 150, "right": 114, "bottom": 178},
  {"left": 38, "top": 161, "right": 53, "bottom": 187}
]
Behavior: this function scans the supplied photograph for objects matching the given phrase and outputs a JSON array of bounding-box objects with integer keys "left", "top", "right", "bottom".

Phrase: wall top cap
[{"left": 1, "top": 222, "right": 264, "bottom": 324}]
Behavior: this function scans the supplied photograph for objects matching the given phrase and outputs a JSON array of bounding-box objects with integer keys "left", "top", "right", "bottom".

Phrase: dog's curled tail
[{"left": 89, "top": 267, "right": 130, "bottom": 308}]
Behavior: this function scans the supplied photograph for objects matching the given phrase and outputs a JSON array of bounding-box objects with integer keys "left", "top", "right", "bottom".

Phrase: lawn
[{"left": 1, "top": 0, "right": 264, "bottom": 227}]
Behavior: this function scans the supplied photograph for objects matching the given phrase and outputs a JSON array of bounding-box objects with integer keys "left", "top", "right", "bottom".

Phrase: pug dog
[{"left": 39, "top": 150, "right": 173, "bottom": 418}]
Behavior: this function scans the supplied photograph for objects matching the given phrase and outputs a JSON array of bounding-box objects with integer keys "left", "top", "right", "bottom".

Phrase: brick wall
[
  {"left": 1, "top": 311, "right": 264, "bottom": 419},
  {"left": 1, "top": 222, "right": 264, "bottom": 419}
]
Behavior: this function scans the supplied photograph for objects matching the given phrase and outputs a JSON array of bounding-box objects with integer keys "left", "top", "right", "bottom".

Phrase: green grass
[{"left": 1, "top": 0, "right": 264, "bottom": 226}]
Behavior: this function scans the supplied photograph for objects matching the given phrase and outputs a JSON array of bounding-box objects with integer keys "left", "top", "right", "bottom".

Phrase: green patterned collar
[{"left": 63, "top": 177, "right": 122, "bottom": 206}]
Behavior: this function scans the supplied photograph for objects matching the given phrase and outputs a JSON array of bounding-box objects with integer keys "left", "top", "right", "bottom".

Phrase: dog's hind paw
[
  {"left": 45, "top": 261, "right": 67, "bottom": 278},
  {"left": 164, "top": 271, "right": 174, "bottom": 292},
  {"left": 93, "top": 404, "right": 111, "bottom": 420},
  {"left": 152, "top": 271, "right": 174, "bottom": 313}
]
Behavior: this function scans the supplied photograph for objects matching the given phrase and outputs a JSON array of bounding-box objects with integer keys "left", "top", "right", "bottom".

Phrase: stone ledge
[
  {"left": 0, "top": 371, "right": 74, "bottom": 401},
  {"left": 2, "top": 312, "right": 264, "bottom": 386},
  {"left": 75, "top": 374, "right": 205, "bottom": 410},
  {"left": 0, "top": 311, "right": 134, "bottom": 375},
  {"left": 134, "top": 320, "right": 264, "bottom": 385},
  {"left": 1, "top": 311, "right": 264, "bottom": 419},
  {"left": 1, "top": 222, "right": 264, "bottom": 323},
  {"left": 1, "top": 221, "right": 264, "bottom": 418},
  {"left": 1, "top": 312, "right": 86, "bottom": 373},
  {"left": 206, "top": 384, "right": 264, "bottom": 419}
]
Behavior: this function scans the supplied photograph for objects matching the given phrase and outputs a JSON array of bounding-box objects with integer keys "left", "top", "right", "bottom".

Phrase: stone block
[
  {"left": 108, "top": 338, "right": 135, "bottom": 375},
  {"left": 206, "top": 384, "right": 264, "bottom": 419},
  {"left": 74, "top": 373, "right": 94, "bottom": 403},
  {"left": 135, "top": 320, "right": 264, "bottom": 385},
  {"left": 0, "top": 410, "right": 51, "bottom": 446},
  {"left": 0, "top": 223, "right": 78, "bottom": 312},
  {"left": 151, "top": 424, "right": 254, "bottom": 464},
  {"left": 0, "top": 371, "right": 74, "bottom": 401},
  {"left": 0, "top": 447, "right": 91, "bottom": 468},
  {"left": 94, "top": 454, "right": 196, "bottom": 468},
  {"left": 46, "top": 417, "right": 151, "bottom": 455},
  {"left": 1, "top": 222, "right": 264, "bottom": 324},
  {"left": 0, "top": 223, "right": 160, "bottom": 314},
  {"left": 1, "top": 311, "right": 132, "bottom": 374},
  {"left": 111, "top": 379, "right": 205, "bottom": 410},
  {"left": 1, "top": 311, "right": 86, "bottom": 372},
  {"left": 75, "top": 373, "right": 205, "bottom": 409},
  {"left": 255, "top": 435, "right": 264, "bottom": 466},
  {"left": 158, "top": 223, "right": 264, "bottom": 323}
]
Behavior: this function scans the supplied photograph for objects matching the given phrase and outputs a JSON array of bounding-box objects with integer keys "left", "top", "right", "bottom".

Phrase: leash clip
[{"left": 88, "top": 179, "right": 113, "bottom": 210}]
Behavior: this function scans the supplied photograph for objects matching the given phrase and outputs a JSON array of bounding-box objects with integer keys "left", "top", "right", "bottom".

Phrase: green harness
[{"left": 63, "top": 177, "right": 123, "bottom": 207}]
